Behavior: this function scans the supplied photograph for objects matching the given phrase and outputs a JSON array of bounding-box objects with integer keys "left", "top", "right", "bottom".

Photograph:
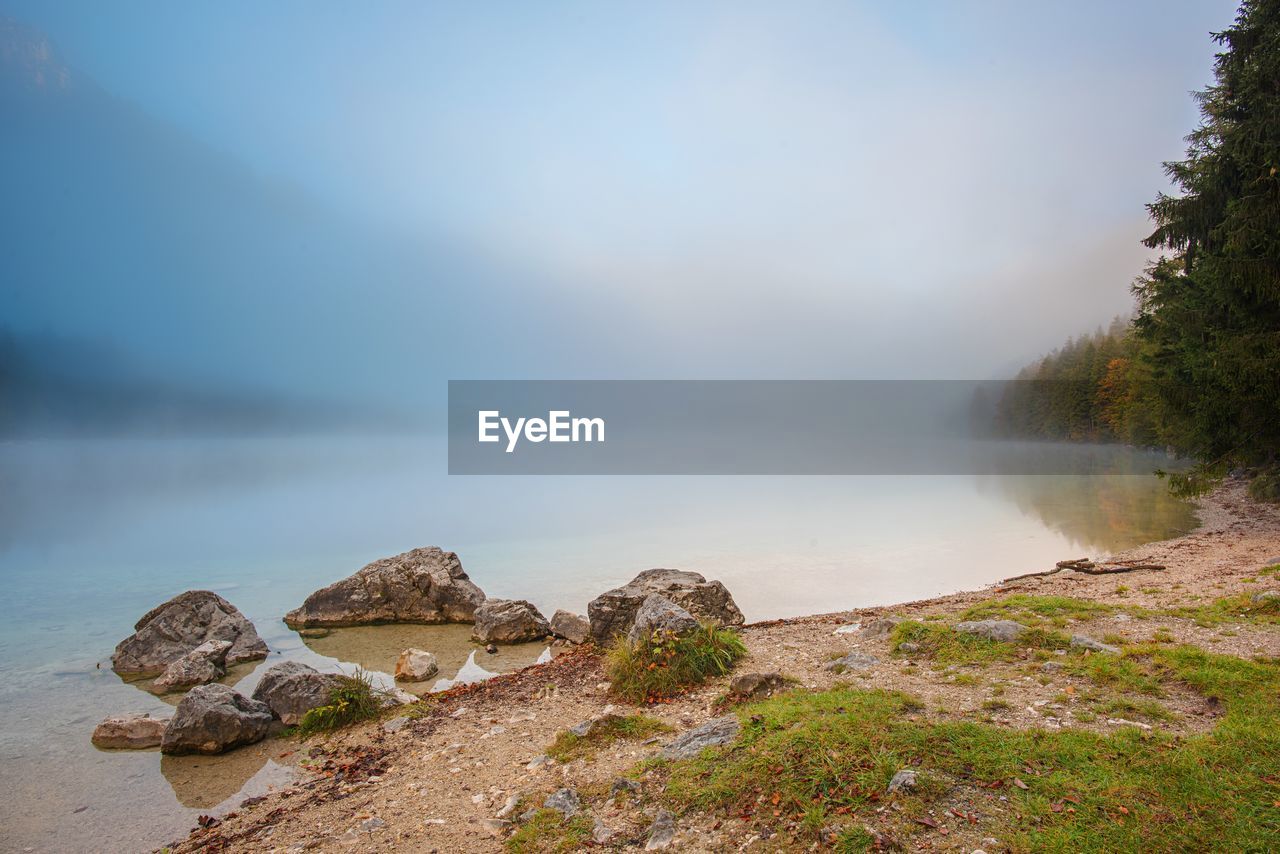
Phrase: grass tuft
[
  {"left": 295, "top": 669, "right": 384, "bottom": 738},
  {"left": 606, "top": 622, "right": 746, "bottom": 704},
  {"left": 505, "top": 809, "right": 593, "bottom": 853},
  {"left": 546, "top": 714, "right": 672, "bottom": 762}
]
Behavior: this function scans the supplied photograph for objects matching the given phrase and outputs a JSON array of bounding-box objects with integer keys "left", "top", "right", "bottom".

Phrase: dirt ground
[{"left": 163, "top": 478, "right": 1280, "bottom": 853}]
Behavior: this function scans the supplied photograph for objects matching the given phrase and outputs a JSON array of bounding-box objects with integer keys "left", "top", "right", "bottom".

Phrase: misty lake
[{"left": 0, "top": 436, "right": 1196, "bottom": 851}]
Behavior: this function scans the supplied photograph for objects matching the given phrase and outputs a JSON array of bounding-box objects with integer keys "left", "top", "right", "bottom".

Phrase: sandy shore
[{"left": 164, "top": 478, "right": 1280, "bottom": 852}]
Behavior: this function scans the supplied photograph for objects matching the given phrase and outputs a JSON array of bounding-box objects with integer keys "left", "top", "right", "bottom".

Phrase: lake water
[{"left": 0, "top": 436, "right": 1196, "bottom": 852}]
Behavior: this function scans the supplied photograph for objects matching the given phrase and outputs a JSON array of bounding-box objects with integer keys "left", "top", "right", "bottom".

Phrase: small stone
[
  {"left": 518, "top": 808, "right": 539, "bottom": 823},
  {"left": 382, "top": 716, "right": 410, "bottom": 734},
  {"left": 526, "top": 754, "right": 554, "bottom": 770},
  {"left": 394, "top": 648, "right": 439, "bottom": 681},
  {"left": 544, "top": 787, "right": 580, "bottom": 817},
  {"left": 1041, "top": 661, "right": 1063, "bottom": 673},
  {"left": 495, "top": 795, "right": 521, "bottom": 819},
  {"left": 954, "top": 620, "right": 1027, "bottom": 642},
  {"left": 358, "top": 817, "right": 386, "bottom": 833},
  {"left": 592, "top": 819, "right": 617, "bottom": 844},
  {"left": 645, "top": 808, "right": 676, "bottom": 850},
  {"left": 661, "top": 716, "right": 740, "bottom": 760},
  {"left": 728, "top": 672, "right": 787, "bottom": 699},
  {"left": 825, "top": 651, "right": 880, "bottom": 673},
  {"left": 485, "top": 643, "right": 498, "bottom": 655},
  {"left": 1251, "top": 590, "right": 1280, "bottom": 604},
  {"left": 1070, "top": 635, "right": 1121, "bottom": 655},
  {"left": 481, "top": 818, "right": 511, "bottom": 837},
  {"left": 887, "top": 769, "right": 918, "bottom": 793},
  {"left": 610, "top": 778, "right": 641, "bottom": 797},
  {"left": 897, "top": 642, "right": 922, "bottom": 654},
  {"left": 860, "top": 616, "right": 904, "bottom": 638}
]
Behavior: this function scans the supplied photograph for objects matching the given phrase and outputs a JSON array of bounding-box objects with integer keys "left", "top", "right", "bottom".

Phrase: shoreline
[{"left": 163, "top": 478, "right": 1280, "bottom": 852}]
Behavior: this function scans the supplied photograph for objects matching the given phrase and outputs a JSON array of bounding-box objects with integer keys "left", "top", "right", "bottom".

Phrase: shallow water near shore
[{"left": 0, "top": 435, "right": 1195, "bottom": 852}]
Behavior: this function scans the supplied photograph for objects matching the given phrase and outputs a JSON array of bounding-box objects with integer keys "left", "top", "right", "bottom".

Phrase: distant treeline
[
  {"left": 992, "top": 318, "right": 1164, "bottom": 448},
  {"left": 995, "top": 0, "right": 1280, "bottom": 498}
]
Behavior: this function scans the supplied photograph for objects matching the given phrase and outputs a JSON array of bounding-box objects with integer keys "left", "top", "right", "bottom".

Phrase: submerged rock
[
  {"left": 472, "top": 599, "right": 551, "bottom": 644},
  {"left": 112, "top": 591, "right": 268, "bottom": 676},
  {"left": 626, "top": 594, "right": 700, "bottom": 643},
  {"left": 661, "top": 716, "right": 740, "bottom": 760},
  {"left": 284, "top": 547, "right": 485, "bottom": 628},
  {"left": 91, "top": 713, "right": 169, "bottom": 749},
  {"left": 588, "top": 569, "right": 744, "bottom": 644},
  {"left": 953, "top": 619, "right": 1027, "bottom": 642},
  {"left": 161, "top": 683, "right": 273, "bottom": 755},
  {"left": 251, "top": 661, "right": 342, "bottom": 725},
  {"left": 549, "top": 610, "right": 591, "bottom": 644},
  {"left": 151, "top": 639, "right": 232, "bottom": 693},
  {"left": 394, "top": 648, "right": 439, "bottom": 682}
]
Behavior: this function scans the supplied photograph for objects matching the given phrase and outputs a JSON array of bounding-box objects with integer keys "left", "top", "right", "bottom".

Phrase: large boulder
[
  {"left": 549, "top": 610, "right": 591, "bottom": 644},
  {"left": 472, "top": 599, "right": 551, "bottom": 644},
  {"left": 251, "top": 661, "right": 342, "bottom": 725},
  {"left": 161, "top": 684, "right": 273, "bottom": 755},
  {"left": 626, "top": 594, "right": 700, "bottom": 644},
  {"left": 91, "top": 714, "right": 169, "bottom": 749},
  {"left": 112, "top": 591, "right": 268, "bottom": 676},
  {"left": 588, "top": 569, "right": 744, "bottom": 644},
  {"left": 151, "top": 639, "right": 232, "bottom": 693},
  {"left": 284, "top": 547, "right": 485, "bottom": 628}
]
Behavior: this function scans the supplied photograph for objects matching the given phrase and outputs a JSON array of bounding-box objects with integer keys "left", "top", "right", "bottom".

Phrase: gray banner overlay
[{"left": 447, "top": 380, "right": 1175, "bottom": 475}]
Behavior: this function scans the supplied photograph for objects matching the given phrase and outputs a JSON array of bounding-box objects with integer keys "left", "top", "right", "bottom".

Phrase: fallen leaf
[{"left": 1013, "top": 778, "right": 1030, "bottom": 790}]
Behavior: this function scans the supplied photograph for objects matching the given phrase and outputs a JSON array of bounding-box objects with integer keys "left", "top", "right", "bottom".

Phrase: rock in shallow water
[
  {"left": 549, "top": 610, "right": 590, "bottom": 644},
  {"left": 284, "top": 546, "right": 485, "bottom": 628},
  {"left": 251, "top": 661, "right": 343, "bottom": 725},
  {"left": 472, "top": 599, "right": 551, "bottom": 644},
  {"left": 151, "top": 639, "right": 232, "bottom": 693},
  {"left": 394, "top": 648, "right": 439, "bottom": 681},
  {"left": 588, "top": 569, "right": 744, "bottom": 644},
  {"left": 161, "top": 683, "right": 273, "bottom": 755},
  {"left": 111, "top": 590, "right": 268, "bottom": 676},
  {"left": 91, "top": 714, "right": 169, "bottom": 749}
]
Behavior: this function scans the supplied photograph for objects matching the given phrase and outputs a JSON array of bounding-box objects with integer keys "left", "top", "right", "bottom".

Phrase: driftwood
[{"left": 1000, "top": 558, "right": 1166, "bottom": 585}]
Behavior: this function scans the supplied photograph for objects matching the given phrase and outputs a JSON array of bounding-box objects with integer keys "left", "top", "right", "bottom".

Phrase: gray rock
[
  {"left": 481, "top": 818, "right": 511, "bottom": 837},
  {"left": 544, "top": 787, "right": 581, "bottom": 817},
  {"left": 661, "top": 715, "right": 740, "bottom": 760},
  {"left": 825, "top": 651, "right": 880, "bottom": 673},
  {"left": 645, "top": 808, "right": 676, "bottom": 850},
  {"left": 151, "top": 639, "right": 232, "bottom": 693},
  {"left": 1041, "top": 661, "right": 1064, "bottom": 673},
  {"left": 1070, "top": 635, "right": 1121, "bottom": 655},
  {"left": 112, "top": 591, "right": 268, "bottom": 676},
  {"left": 284, "top": 547, "right": 485, "bottom": 628},
  {"left": 897, "top": 642, "right": 922, "bottom": 655},
  {"left": 358, "top": 817, "right": 386, "bottom": 833},
  {"left": 953, "top": 619, "right": 1027, "bottom": 642},
  {"left": 626, "top": 594, "right": 700, "bottom": 644},
  {"left": 161, "top": 683, "right": 273, "bottom": 755},
  {"left": 728, "top": 672, "right": 787, "bottom": 699},
  {"left": 549, "top": 610, "right": 591, "bottom": 644},
  {"left": 593, "top": 818, "right": 617, "bottom": 844},
  {"left": 394, "top": 648, "right": 439, "bottom": 681},
  {"left": 495, "top": 794, "right": 521, "bottom": 819},
  {"left": 381, "top": 716, "right": 410, "bottom": 734},
  {"left": 251, "top": 661, "right": 342, "bottom": 725},
  {"left": 91, "top": 713, "right": 169, "bottom": 749},
  {"left": 611, "top": 777, "right": 642, "bottom": 797},
  {"left": 472, "top": 599, "right": 551, "bottom": 644},
  {"left": 1251, "top": 590, "right": 1280, "bottom": 604},
  {"left": 569, "top": 713, "right": 621, "bottom": 738},
  {"left": 588, "top": 569, "right": 744, "bottom": 644},
  {"left": 887, "top": 769, "right": 918, "bottom": 793},
  {"left": 860, "top": 616, "right": 904, "bottom": 638}
]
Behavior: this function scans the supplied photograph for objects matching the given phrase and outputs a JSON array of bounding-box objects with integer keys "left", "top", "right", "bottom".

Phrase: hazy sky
[{"left": 0, "top": 1, "right": 1239, "bottom": 394}]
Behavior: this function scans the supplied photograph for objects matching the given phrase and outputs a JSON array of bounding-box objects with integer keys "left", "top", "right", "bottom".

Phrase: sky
[{"left": 0, "top": 1, "right": 1240, "bottom": 406}]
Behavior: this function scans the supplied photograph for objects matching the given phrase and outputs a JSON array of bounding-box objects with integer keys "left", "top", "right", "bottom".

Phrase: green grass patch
[
  {"left": 505, "top": 809, "right": 593, "bottom": 853},
  {"left": 892, "top": 620, "right": 1070, "bottom": 666},
  {"left": 659, "top": 646, "right": 1280, "bottom": 851},
  {"left": 1163, "top": 592, "right": 1280, "bottom": 627},
  {"left": 606, "top": 622, "right": 746, "bottom": 704},
  {"left": 546, "top": 714, "right": 672, "bottom": 762},
  {"left": 295, "top": 669, "right": 384, "bottom": 737},
  {"left": 959, "top": 595, "right": 1113, "bottom": 626}
]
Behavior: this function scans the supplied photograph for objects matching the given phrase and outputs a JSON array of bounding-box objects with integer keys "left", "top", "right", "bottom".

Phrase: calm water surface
[{"left": 0, "top": 436, "right": 1195, "bottom": 851}]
